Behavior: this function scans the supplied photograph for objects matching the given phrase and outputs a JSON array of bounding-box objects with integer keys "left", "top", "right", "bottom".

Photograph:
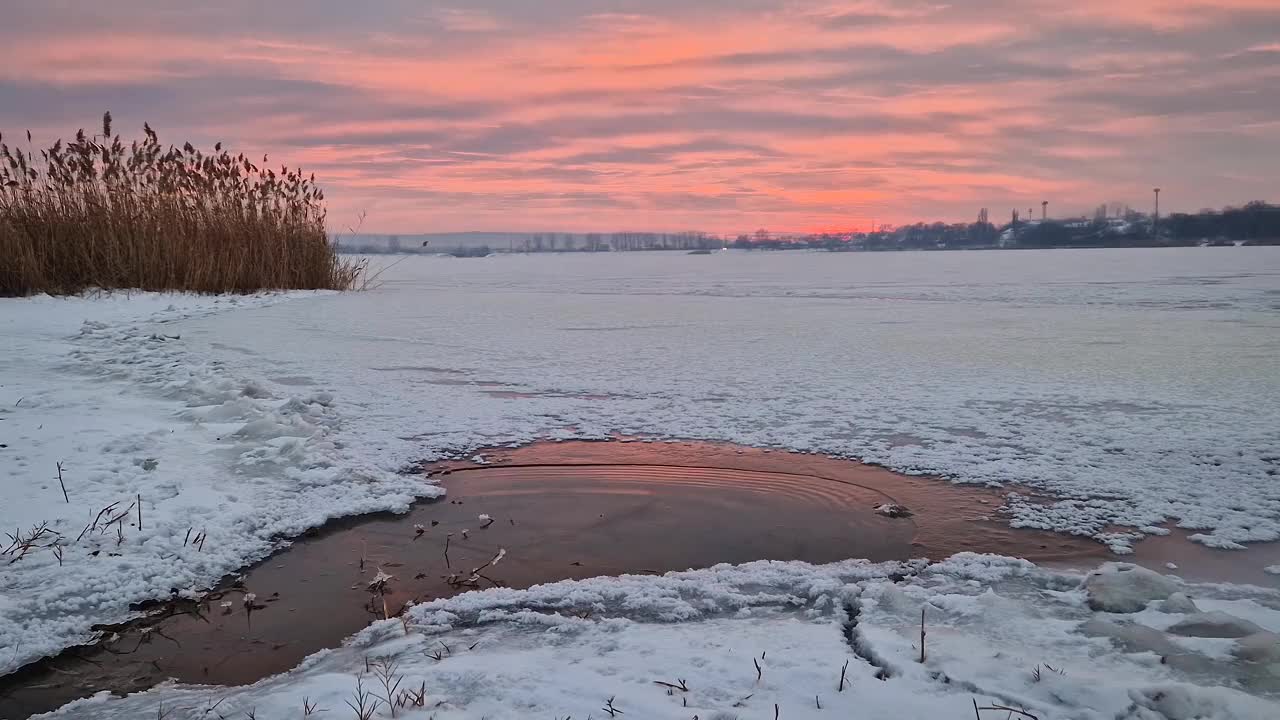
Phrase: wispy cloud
[{"left": 1, "top": 0, "right": 1276, "bottom": 233}]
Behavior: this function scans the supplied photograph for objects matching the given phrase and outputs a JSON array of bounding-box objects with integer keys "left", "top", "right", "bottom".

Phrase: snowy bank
[
  {"left": 42, "top": 554, "right": 1280, "bottom": 719},
  {"left": 0, "top": 294, "right": 441, "bottom": 675}
]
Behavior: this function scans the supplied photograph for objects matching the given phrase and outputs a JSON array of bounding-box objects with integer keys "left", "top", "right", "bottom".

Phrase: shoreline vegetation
[{"left": 1, "top": 113, "right": 363, "bottom": 297}]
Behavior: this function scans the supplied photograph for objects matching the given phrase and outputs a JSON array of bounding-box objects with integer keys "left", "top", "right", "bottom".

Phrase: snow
[
  {"left": 1266, "top": 566, "right": 1280, "bottom": 576},
  {"left": 1161, "top": 593, "right": 1201, "bottom": 614},
  {"left": 1085, "top": 563, "right": 1180, "bottom": 613},
  {"left": 166, "top": 250, "right": 1280, "bottom": 556},
  {"left": 1166, "top": 612, "right": 1269, "bottom": 639},
  {"left": 1234, "top": 632, "right": 1280, "bottom": 666},
  {"left": 5, "top": 249, "right": 1280, "bottom": 713},
  {"left": 40, "top": 554, "right": 1280, "bottom": 719},
  {"left": 0, "top": 293, "right": 442, "bottom": 675}
]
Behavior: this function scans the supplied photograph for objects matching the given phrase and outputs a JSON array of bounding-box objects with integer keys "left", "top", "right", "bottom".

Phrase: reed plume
[{"left": 0, "top": 113, "right": 363, "bottom": 295}]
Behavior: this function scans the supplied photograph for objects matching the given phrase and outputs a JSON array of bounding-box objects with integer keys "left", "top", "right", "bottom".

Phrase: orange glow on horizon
[{"left": 1, "top": 0, "right": 1276, "bottom": 233}]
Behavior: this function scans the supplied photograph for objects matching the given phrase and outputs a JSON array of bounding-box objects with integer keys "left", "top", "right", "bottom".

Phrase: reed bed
[{"left": 0, "top": 113, "right": 363, "bottom": 296}]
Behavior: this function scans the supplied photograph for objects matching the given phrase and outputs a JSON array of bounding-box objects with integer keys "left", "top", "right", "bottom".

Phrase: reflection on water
[{"left": 0, "top": 440, "right": 1102, "bottom": 717}]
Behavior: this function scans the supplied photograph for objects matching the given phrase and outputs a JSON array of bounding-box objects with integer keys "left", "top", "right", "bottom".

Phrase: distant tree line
[
  {"left": 340, "top": 231, "right": 723, "bottom": 255},
  {"left": 734, "top": 201, "right": 1280, "bottom": 251},
  {"left": 1162, "top": 202, "right": 1280, "bottom": 244},
  {"left": 1005, "top": 201, "right": 1280, "bottom": 249},
  {"left": 339, "top": 200, "right": 1279, "bottom": 256}
]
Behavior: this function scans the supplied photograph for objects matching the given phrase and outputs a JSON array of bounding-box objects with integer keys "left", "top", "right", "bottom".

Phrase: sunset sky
[{"left": 2, "top": 1, "right": 1278, "bottom": 234}]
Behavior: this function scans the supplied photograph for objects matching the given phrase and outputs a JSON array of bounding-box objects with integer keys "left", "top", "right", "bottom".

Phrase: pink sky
[{"left": 2, "top": 0, "right": 1278, "bottom": 234}]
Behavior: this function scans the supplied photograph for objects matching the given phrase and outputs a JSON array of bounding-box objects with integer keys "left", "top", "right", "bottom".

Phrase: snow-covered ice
[
  {"left": 41, "top": 554, "right": 1280, "bottom": 719},
  {"left": 4, "top": 248, "right": 1280, "bottom": 713},
  {"left": 1166, "top": 612, "right": 1268, "bottom": 639},
  {"left": 0, "top": 293, "right": 441, "bottom": 675},
  {"left": 1085, "top": 563, "right": 1181, "bottom": 613},
  {"left": 169, "top": 249, "right": 1280, "bottom": 555}
]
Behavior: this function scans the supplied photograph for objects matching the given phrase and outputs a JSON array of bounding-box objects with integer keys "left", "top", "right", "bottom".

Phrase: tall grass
[{"left": 0, "top": 113, "right": 363, "bottom": 296}]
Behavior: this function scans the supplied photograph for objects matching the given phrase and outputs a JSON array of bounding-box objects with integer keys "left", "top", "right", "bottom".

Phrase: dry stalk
[
  {"left": 344, "top": 675, "right": 380, "bottom": 720},
  {"left": 3, "top": 521, "right": 61, "bottom": 563},
  {"left": 394, "top": 681, "right": 427, "bottom": 709},
  {"left": 653, "top": 679, "right": 689, "bottom": 692},
  {"left": 919, "top": 606, "right": 927, "bottom": 663},
  {"left": 976, "top": 704, "right": 1039, "bottom": 720},
  {"left": 1, "top": 113, "right": 363, "bottom": 296},
  {"left": 56, "top": 461, "right": 69, "bottom": 503},
  {"left": 368, "top": 658, "right": 405, "bottom": 718}
]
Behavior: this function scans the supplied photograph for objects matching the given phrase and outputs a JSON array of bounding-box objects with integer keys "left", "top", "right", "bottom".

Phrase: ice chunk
[
  {"left": 1085, "top": 562, "right": 1179, "bottom": 613},
  {"left": 1167, "top": 611, "right": 1266, "bottom": 639},
  {"left": 873, "top": 503, "right": 912, "bottom": 518},
  {"left": 1080, "top": 618, "right": 1181, "bottom": 657},
  {"left": 1159, "top": 592, "right": 1199, "bottom": 614},
  {"left": 1233, "top": 631, "right": 1280, "bottom": 665}
]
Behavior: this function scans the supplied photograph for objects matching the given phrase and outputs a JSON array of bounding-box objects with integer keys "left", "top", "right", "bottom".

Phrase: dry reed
[{"left": 1, "top": 113, "right": 363, "bottom": 295}]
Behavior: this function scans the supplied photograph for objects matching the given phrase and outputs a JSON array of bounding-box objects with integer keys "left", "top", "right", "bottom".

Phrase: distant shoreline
[{"left": 339, "top": 241, "right": 1278, "bottom": 257}]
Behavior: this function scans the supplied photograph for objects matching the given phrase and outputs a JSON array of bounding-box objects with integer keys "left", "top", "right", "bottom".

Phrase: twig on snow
[
  {"left": 919, "top": 606, "right": 927, "bottom": 663},
  {"left": 368, "top": 657, "right": 405, "bottom": 718},
  {"left": 653, "top": 679, "right": 689, "bottom": 692},
  {"left": 344, "top": 675, "right": 381, "bottom": 720},
  {"left": 56, "top": 461, "right": 69, "bottom": 503},
  {"left": 976, "top": 703, "right": 1039, "bottom": 720}
]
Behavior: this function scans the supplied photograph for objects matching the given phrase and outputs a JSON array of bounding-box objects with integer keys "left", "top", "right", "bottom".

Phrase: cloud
[{"left": 1, "top": 0, "right": 1277, "bottom": 233}]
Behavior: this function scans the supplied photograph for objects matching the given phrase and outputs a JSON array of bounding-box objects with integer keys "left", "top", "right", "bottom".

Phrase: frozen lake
[
  {"left": 6, "top": 246, "right": 1280, "bottom": 715},
  {"left": 182, "top": 246, "right": 1280, "bottom": 554}
]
